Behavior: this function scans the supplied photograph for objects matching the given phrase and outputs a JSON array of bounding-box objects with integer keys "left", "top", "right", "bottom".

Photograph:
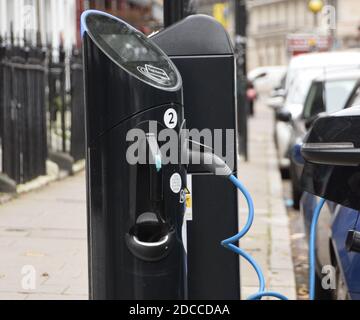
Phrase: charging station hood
[{"left": 81, "top": 10, "right": 182, "bottom": 145}]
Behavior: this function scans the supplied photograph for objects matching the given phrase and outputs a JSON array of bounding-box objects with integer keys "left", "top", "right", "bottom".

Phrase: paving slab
[
  {"left": 0, "top": 173, "right": 88, "bottom": 300},
  {"left": 238, "top": 102, "right": 296, "bottom": 300}
]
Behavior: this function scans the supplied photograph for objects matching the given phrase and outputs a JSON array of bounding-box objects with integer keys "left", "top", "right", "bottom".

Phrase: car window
[
  {"left": 303, "top": 82, "right": 324, "bottom": 119},
  {"left": 325, "top": 79, "right": 357, "bottom": 114},
  {"left": 303, "top": 79, "right": 357, "bottom": 119}
]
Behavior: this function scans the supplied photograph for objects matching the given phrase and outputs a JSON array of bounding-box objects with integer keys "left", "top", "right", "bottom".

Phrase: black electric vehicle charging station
[
  {"left": 82, "top": 10, "right": 240, "bottom": 300},
  {"left": 82, "top": 11, "right": 187, "bottom": 300},
  {"left": 152, "top": 15, "right": 240, "bottom": 300}
]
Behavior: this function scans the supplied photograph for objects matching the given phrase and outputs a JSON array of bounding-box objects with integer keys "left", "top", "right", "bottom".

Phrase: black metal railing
[
  {"left": 47, "top": 45, "right": 85, "bottom": 170},
  {"left": 0, "top": 39, "right": 85, "bottom": 192},
  {"left": 0, "top": 43, "right": 47, "bottom": 185},
  {"left": 70, "top": 48, "right": 85, "bottom": 162},
  {"left": 0, "top": 40, "right": 5, "bottom": 175},
  {"left": 47, "top": 46, "right": 67, "bottom": 156}
]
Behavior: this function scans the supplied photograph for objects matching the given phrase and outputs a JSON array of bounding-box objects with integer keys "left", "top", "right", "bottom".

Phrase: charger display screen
[{"left": 85, "top": 13, "right": 180, "bottom": 90}]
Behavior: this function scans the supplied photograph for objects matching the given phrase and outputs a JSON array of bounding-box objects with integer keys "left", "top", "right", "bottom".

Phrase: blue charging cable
[
  {"left": 224, "top": 174, "right": 326, "bottom": 300},
  {"left": 187, "top": 149, "right": 325, "bottom": 300},
  {"left": 309, "top": 197, "right": 326, "bottom": 300},
  {"left": 222, "top": 174, "right": 288, "bottom": 300}
]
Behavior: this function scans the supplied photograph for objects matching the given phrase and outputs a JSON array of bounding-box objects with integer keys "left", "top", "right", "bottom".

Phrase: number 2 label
[{"left": 164, "top": 108, "right": 178, "bottom": 129}]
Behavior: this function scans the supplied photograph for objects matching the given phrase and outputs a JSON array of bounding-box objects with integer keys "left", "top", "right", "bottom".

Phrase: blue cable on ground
[
  {"left": 309, "top": 197, "right": 326, "bottom": 300},
  {"left": 222, "top": 174, "right": 288, "bottom": 300}
]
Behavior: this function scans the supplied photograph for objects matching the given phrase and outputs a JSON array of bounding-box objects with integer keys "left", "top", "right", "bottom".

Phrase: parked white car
[
  {"left": 248, "top": 65, "right": 287, "bottom": 98},
  {"left": 275, "top": 51, "right": 360, "bottom": 175}
]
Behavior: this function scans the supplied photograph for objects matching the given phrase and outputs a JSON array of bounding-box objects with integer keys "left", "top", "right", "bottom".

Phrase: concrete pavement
[
  {"left": 0, "top": 172, "right": 88, "bottom": 300},
  {"left": 238, "top": 101, "right": 296, "bottom": 299}
]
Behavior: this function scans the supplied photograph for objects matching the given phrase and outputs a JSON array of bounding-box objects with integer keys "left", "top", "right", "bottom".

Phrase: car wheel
[{"left": 290, "top": 162, "right": 301, "bottom": 210}]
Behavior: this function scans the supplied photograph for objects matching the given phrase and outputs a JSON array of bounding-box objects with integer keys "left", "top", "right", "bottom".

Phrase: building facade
[
  {"left": 247, "top": 0, "right": 360, "bottom": 70},
  {"left": 0, "top": 0, "right": 77, "bottom": 55},
  {"left": 0, "top": 0, "right": 164, "bottom": 53}
]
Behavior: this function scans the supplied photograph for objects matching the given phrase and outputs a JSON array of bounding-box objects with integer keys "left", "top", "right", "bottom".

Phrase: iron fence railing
[
  {"left": 0, "top": 44, "right": 47, "bottom": 185},
  {"left": 47, "top": 46, "right": 67, "bottom": 156},
  {"left": 70, "top": 48, "right": 86, "bottom": 162},
  {"left": 0, "top": 41, "right": 5, "bottom": 175},
  {"left": 0, "top": 40, "right": 85, "bottom": 192}
]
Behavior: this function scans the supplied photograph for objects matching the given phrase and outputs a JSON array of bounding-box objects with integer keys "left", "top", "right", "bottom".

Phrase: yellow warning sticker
[
  {"left": 184, "top": 175, "right": 193, "bottom": 221},
  {"left": 186, "top": 192, "right": 192, "bottom": 209}
]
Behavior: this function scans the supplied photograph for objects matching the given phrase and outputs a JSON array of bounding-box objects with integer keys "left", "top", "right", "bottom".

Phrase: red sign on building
[{"left": 287, "top": 33, "right": 332, "bottom": 56}]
